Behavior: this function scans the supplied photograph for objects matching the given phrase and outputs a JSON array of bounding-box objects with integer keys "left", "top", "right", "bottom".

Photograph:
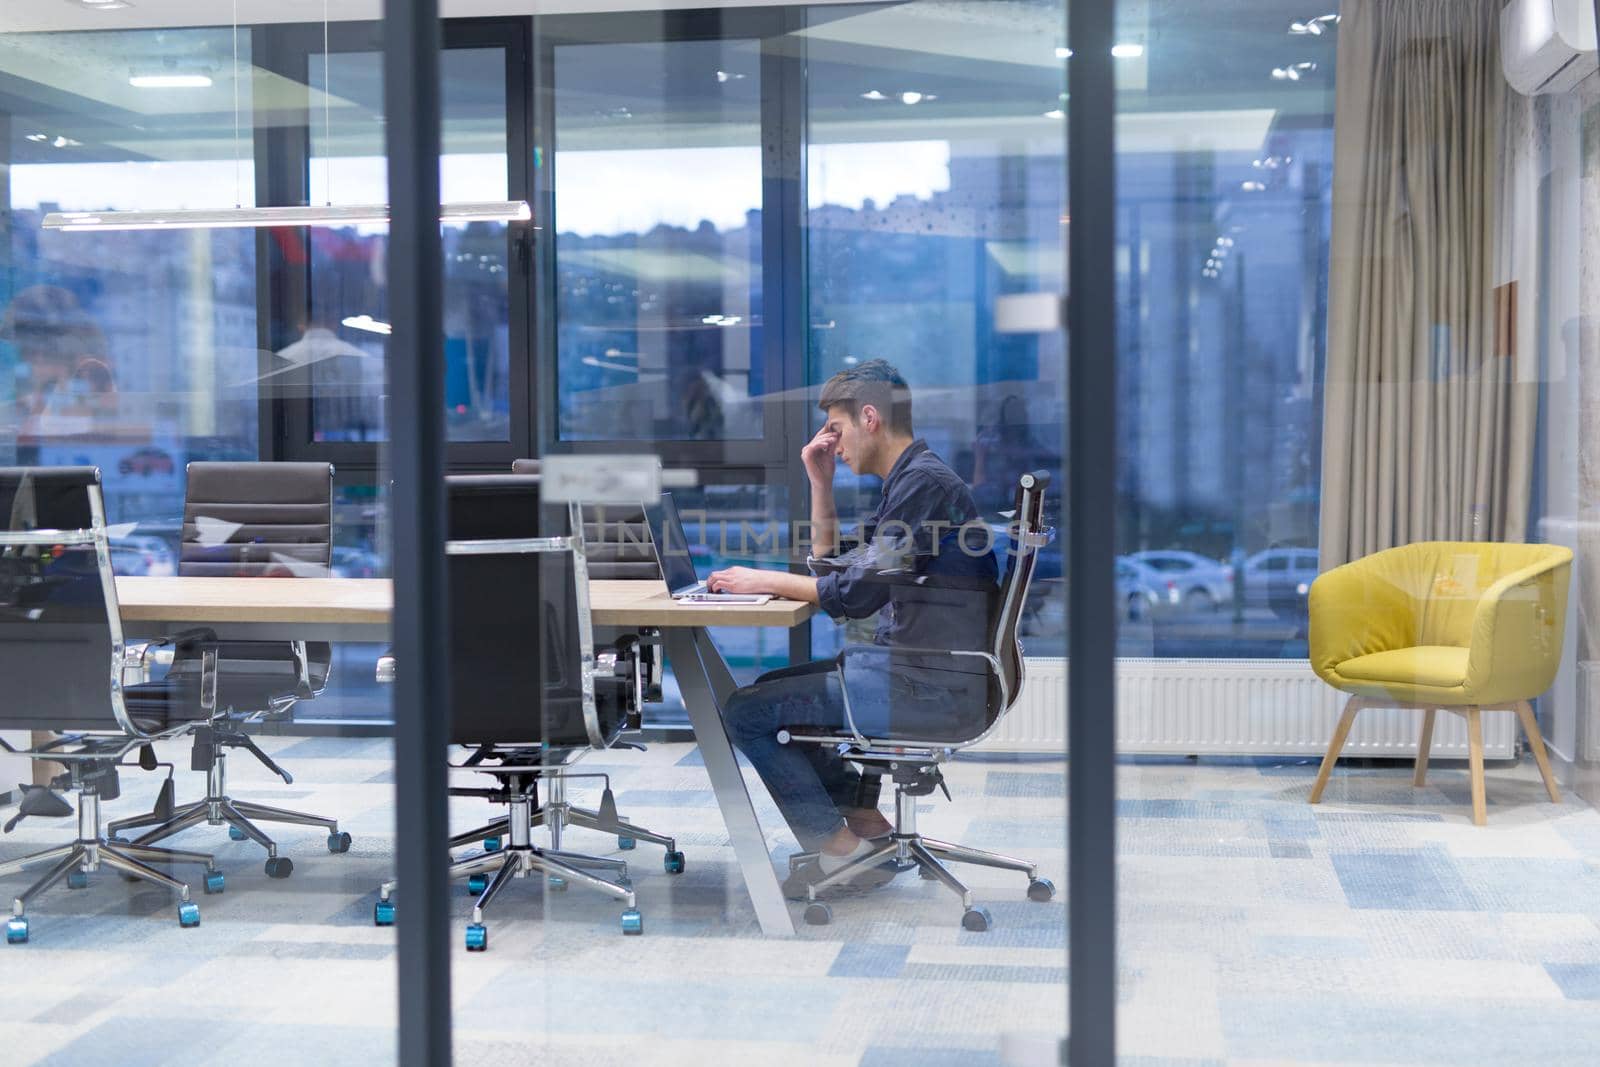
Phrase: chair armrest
[
  {"left": 1465, "top": 550, "right": 1572, "bottom": 703},
  {"left": 1307, "top": 554, "right": 1415, "bottom": 683}
]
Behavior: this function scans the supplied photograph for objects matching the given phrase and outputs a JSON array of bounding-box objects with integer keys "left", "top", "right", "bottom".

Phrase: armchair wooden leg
[
  {"left": 1413, "top": 708, "right": 1436, "bottom": 787},
  {"left": 1466, "top": 707, "right": 1486, "bottom": 826},
  {"left": 1310, "top": 696, "right": 1363, "bottom": 804},
  {"left": 1515, "top": 700, "right": 1562, "bottom": 804}
]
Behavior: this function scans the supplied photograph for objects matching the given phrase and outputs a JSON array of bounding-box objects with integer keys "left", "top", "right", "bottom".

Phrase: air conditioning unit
[{"left": 1501, "top": 0, "right": 1599, "bottom": 94}]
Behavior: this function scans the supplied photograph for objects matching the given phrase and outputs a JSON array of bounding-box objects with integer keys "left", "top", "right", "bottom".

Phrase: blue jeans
[{"left": 722, "top": 657, "right": 983, "bottom": 850}]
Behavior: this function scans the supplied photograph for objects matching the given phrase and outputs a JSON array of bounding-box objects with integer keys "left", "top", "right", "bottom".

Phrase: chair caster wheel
[
  {"left": 178, "top": 902, "right": 201, "bottom": 928},
  {"left": 327, "top": 831, "right": 352, "bottom": 854},
  {"left": 264, "top": 856, "right": 293, "bottom": 879},
  {"left": 1027, "top": 877, "right": 1056, "bottom": 902},
  {"left": 548, "top": 876, "right": 568, "bottom": 892},
  {"left": 6, "top": 917, "right": 29, "bottom": 944},
  {"left": 961, "top": 906, "right": 992, "bottom": 932},
  {"left": 663, "top": 850, "right": 686, "bottom": 874},
  {"left": 465, "top": 923, "right": 488, "bottom": 951},
  {"left": 482, "top": 837, "right": 501, "bottom": 853},
  {"left": 374, "top": 900, "right": 396, "bottom": 926},
  {"left": 204, "top": 871, "right": 225, "bottom": 895},
  {"left": 228, "top": 826, "right": 248, "bottom": 842},
  {"left": 620, "top": 909, "right": 643, "bottom": 936},
  {"left": 804, "top": 901, "right": 832, "bottom": 926},
  {"left": 66, "top": 871, "right": 89, "bottom": 890},
  {"left": 467, "top": 874, "right": 488, "bottom": 896},
  {"left": 617, "top": 836, "right": 636, "bottom": 851}
]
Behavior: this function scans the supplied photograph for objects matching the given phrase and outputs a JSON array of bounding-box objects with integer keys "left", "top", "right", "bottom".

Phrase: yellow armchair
[{"left": 1307, "top": 541, "right": 1571, "bottom": 824}]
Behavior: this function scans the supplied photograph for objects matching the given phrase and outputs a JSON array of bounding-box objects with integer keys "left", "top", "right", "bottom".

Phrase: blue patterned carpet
[{"left": 2, "top": 737, "right": 1598, "bottom": 1066}]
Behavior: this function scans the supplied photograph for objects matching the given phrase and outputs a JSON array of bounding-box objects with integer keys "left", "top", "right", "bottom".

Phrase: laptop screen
[{"left": 646, "top": 492, "right": 702, "bottom": 596}]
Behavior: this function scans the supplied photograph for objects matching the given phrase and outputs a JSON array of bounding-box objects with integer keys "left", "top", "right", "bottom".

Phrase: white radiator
[{"left": 975, "top": 657, "right": 1517, "bottom": 758}]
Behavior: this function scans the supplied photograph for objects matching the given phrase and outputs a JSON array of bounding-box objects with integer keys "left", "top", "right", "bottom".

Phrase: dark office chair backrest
[
  {"left": 987, "top": 471, "right": 1051, "bottom": 721},
  {"left": 0, "top": 467, "right": 130, "bottom": 733},
  {"left": 510, "top": 458, "right": 656, "bottom": 579},
  {"left": 446, "top": 474, "right": 619, "bottom": 748},
  {"left": 179, "top": 462, "right": 334, "bottom": 577}
]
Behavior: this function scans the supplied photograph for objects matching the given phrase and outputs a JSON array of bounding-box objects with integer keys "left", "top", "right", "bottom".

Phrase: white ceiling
[{"left": 0, "top": 0, "right": 866, "bottom": 34}]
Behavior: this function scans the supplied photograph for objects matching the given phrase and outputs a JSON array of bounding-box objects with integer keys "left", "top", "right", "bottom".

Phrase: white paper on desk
[
  {"left": 271, "top": 552, "right": 332, "bottom": 578},
  {"left": 193, "top": 515, "right": 244, "bottom": 546}
]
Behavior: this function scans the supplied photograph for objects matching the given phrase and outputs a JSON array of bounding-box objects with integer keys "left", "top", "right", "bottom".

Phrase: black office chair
[
  {"left": 107, "top": 462, "right": 349, "bottom": 878},
  {"left": 375, "top": 475, "right": 678, "bottom": 948},
  {"left": 0, "top": 467, "right": 222, "bottom": 943},
  {"left": 462, "top": 457, "right": 670, "bottom": 861},
  {"left": 781, "top": 471, "right": 1057, "bottom": 931}
]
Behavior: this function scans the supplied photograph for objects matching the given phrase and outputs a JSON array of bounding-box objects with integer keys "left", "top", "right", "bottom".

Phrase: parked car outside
[
  {"left": 331, "top": 545, "right": 383, "bottom": 579},
  {"left": 109, "top": 534, "right": 176, "bottom": 577},
  {"left": 1116, "top": 555, "right": 1180, "bottom": 622},
  {"left": 1127, "top": 549, "right": 1233, "bottom": 612},
  {"left": 1242, "top": 547, "right": 1319, "bottom": 618}
]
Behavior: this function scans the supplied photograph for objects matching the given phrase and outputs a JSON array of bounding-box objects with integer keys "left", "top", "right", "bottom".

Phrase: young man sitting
[{"left": 707, "top": 359, "right": 998, "bottom": 895}]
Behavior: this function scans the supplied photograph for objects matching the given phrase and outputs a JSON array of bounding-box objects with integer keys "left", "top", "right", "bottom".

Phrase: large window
[
  {"left": 552, "top": 36, "right": 766, "bottom": 443},
  {"left": 2, "top": 27, "right": 261, "bottom": 564},
  {"left": 267, "top": 23, "right": 525, "bottom": 464}
]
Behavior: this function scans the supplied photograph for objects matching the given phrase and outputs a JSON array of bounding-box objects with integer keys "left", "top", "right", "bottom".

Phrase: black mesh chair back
[
  {"left": 179, "top": 462, "right": 333, "bottom": 576},
  {"left": 511, "top": 458, "right": 655, "bottom": 579},
  {"left": 0, "top": 467, "right": 135, "bottom": 733},
  {"left": 446, "top": 474, "right": 619, "bottom": 749}
]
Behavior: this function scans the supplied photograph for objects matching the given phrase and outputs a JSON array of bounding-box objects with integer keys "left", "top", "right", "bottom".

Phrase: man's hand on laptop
[
  {"left": 706, "top": 566, "right": 769, "bottom": 595},
  {"left": 706, "top": 567, "right": 820, "bottom": 604}
]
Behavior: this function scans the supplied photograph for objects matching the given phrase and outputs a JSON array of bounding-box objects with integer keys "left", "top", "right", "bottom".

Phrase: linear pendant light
[
  {"left": 46, "top": 0, "right": 530, "bottom": 234},
  {"left": 42, "top": 201, "right": 532, "bottom": 232}
]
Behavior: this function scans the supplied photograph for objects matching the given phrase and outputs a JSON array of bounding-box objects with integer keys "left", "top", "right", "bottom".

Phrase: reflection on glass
[
  {"left": 300, "top": 47, "right": 511, "bottom": 443},
  {"left": 554, "top": 39, "right": 764, "bottom": 441}
]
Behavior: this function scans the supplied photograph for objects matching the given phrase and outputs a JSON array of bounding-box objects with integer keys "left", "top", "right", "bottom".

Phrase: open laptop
[{"left": 645, "top": 492, "right": 771, "bottom": 605}]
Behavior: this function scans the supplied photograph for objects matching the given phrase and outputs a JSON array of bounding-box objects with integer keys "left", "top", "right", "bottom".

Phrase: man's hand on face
[
  {"left": 801, "top": 424, "right": 839, "bottom": 484},
  {"left": 706, "top": 565, "right": 770, "bottom": 595}
]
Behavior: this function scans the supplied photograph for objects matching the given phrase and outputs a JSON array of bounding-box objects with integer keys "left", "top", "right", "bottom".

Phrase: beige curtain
[{"left": 1319, "top": 0, "right": 1535, "bottom": 568}]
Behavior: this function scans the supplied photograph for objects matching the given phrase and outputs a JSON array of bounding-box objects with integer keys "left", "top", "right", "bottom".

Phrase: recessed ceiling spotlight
[
  {"left": 900, "top": 91, "right": 936, "bottom": 105},
  {"left": 1289, "top": 14, "right": 1339, "bottom": 35},
  {"left": 1271, "top": 62, "right": 1318, "bottom": 81},
  {"left": 1111, "top": 43, "right": 1145, "bottom": 59},
  {"left": 25, "top": 133, "right": 48, "bottom": 142},
  {"left": 1055, "top": 46, "right": 1073, "bottom": 59},
  {"left": 1044, "top": 108, "right": 1066, "bottom": 119},
  {"left": 715, "top": 70, "right": 746, "bottom": 83},
  {"left": 76, "top": 0, "right": 134, "bottom": 9},
  {"left": 860, "top": 89, "right": 888, "bottom": 101},
  {"left": 1240, "top": 180, "right": 1266, "bottom": 192},
  {"left": 130, "top": 73, "right": 213, "bottom": 88},
  {"left": 51, "top": 136, "right": 82, "bottom": 148}
]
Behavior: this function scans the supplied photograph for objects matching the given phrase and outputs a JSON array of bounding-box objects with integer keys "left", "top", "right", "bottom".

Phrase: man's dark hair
[{"left": 817, "top": 359, "right": 914, "bottom": 436}]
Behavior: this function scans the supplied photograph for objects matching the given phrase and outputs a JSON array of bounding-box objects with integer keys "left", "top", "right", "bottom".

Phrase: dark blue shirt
[{"left": 810, "top": 439, "right": 999, "bottom": 656}]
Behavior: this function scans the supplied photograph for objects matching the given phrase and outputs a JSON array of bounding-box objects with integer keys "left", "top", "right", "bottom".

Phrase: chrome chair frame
[{"left": 0, "top": 475, "right": 218, "bottom": 941}]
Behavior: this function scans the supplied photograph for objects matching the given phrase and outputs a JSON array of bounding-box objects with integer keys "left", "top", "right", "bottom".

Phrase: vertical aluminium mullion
[
  {"left": 385, "top": 0, "right": 453, "bottom": 1064},
  {"left": 1066, "top": 0, "right": 1118, "bottom": 1063}
]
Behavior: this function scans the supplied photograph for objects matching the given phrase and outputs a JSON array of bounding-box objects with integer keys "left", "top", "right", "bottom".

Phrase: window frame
[{"left": 258, "top": 17, "right": 533, "bottom": 476}]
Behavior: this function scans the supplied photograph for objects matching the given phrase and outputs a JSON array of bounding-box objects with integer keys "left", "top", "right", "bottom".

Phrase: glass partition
[
  {"left": 0, "top": 8, "right": 396, "bottom": 1064},
  {"left": 1117, "top": 2, "right": 1600, "bottom": 1063}
]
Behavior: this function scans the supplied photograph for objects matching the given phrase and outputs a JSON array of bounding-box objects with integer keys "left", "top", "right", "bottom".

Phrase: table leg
[
  {"left": 693, "top": 628, "right": 742, "bottom": 705},
  {"left": 664, "top": 627, "right": 795, "bottom": 937}
]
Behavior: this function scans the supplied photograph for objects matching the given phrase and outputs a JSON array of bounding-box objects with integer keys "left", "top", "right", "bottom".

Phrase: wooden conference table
[{"left": 116, "top": 576, "right": 814, "bottom": 937}]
